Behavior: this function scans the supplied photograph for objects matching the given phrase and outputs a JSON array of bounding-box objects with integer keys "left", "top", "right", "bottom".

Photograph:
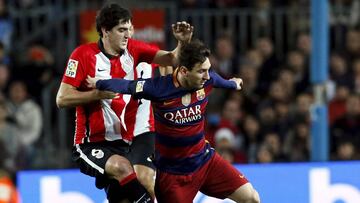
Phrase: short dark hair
[
  {"left": 96, "top": 3, "right": 132, "bottom": 38},
  {"left": 178, "top": 39, "right": 210, "bottom": 71}
]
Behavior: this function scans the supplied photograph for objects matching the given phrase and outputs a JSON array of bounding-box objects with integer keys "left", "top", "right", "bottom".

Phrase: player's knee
[
  {"left": 105, "top": 155, "right": 134, "bottom": 180},
  {"left": 247, "top": 189, "right": 260, "bottom": 203},
  {"left": 229, "top": 183, "right": 260, "bottom": 203}
]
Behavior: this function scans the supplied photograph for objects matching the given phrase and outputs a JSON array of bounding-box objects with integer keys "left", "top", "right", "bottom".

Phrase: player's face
[
  {"left": 107, "top": 20, "right": 132, "bottom": 53},
  {"left": 186, "top": 58, "right": 211, "bottom": 89}
]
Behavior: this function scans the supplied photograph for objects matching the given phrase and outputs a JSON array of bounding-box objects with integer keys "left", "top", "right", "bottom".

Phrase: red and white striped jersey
[{"left": 61, "top": 39, "right": 158, "bottom": 145}]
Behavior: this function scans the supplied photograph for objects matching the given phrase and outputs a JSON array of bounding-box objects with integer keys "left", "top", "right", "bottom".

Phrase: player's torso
[
  {"left": 152, "top": 84, "right": 213, "bottom": 158},
  {"left": 73, "top": 43, "right": 153, "bottom": 144}
]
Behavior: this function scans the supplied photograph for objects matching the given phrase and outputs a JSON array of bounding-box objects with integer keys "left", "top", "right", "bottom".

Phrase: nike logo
[
  {"left": 239, "top": 174, "right": 245, "bottom": 179},
  {"left": 97, "top": 68, "right": 106, "bottom": 72},
  {"left": 163, "top": 100, "right": 176, "bottom": 105}
]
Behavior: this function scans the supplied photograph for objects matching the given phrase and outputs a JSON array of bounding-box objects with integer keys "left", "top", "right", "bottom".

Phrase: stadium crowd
[{"left": 0, "top": 0, "right": 359, "bottom": 188}]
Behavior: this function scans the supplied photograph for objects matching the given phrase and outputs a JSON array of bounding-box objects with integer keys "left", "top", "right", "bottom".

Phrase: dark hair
[
  {"left": 178, "top": 39, "right": 210, "bottom": 71},
  {"left": 96, "top": 4, "right": 132, "bottom": 38}
]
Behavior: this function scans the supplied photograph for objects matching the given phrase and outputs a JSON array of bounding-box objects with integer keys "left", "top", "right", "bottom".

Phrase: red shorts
[{"left": 155, "top": 152, "right": 249, "bottom": 203}]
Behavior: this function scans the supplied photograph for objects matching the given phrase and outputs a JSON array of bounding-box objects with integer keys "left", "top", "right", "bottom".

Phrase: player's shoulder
[{"left": 71, "top": 42, "right": 100, "bottom": 57}]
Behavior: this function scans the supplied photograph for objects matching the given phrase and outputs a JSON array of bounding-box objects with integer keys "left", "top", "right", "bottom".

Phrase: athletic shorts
[
  {"left": 72, "top": 132, "right": 155, "bottom": 189},
  {"left": 154, "top": 152, "right": 249, "bottom": 203},
  {"left": 129, "top": 132, "right": 155, "bottom": 169}
]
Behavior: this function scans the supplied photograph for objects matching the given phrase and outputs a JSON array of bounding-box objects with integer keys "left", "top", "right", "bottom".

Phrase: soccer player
[
  {"left": 56, "top": 3, "right": 193, "bottom": 203},
  {"left": 87, "top": 39, "right": 261, "bottom": 203}
]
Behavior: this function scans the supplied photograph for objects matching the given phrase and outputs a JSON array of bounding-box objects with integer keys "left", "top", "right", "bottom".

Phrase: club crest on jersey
[
  {"left": 181, "top": 93, "right": 191, "bottom": 106},
  {"left": 196, "top": 88, "right": 205, "bottom": 101},
  {"left": 65, "top": 59, "right": 78, "bottom": 78},
  {"left": 136, "top": 81, "right": 146, "bottom": 93},
  {"left": 91, "top": 149, "right": 104, "bottom": 159}
]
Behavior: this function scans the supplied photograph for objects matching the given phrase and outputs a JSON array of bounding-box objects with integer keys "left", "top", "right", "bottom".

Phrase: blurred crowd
[{"left": 0, "top": 0, "right": 359, "bottom": 183}]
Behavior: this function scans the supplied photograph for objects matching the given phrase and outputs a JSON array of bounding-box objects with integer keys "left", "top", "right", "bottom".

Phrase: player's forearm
[
  {"left": 96, "top": 79, "right": 133, "bottom": 94},
  {"left": 211, "top": 70, "right": 237, "bottom": 89},
  {"left": 56, "top": 88, "right": 102, "bottom": 108}
]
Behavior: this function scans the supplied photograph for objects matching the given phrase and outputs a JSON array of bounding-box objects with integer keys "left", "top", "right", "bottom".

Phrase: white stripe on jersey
[
  {"left": 95, "top": 53, "right": 121, "bottom": 141},
  {"left": 76, "top": 144, "right": 104, "bottom": 174},
  {"left": 119, "top": 49, "right": 135, "bottom": 132},
  {"left": 134, "top": 62, "right": 153, "bottom": 136}
]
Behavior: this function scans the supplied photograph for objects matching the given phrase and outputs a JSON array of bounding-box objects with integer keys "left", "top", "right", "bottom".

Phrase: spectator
[
  {"left": 241, "top": 115, "right": 262, "bottom": 163},
  {"left": 256, "top": 143, "right": 274, "bottom": 163},
  {"left": 262, "top": 132, "right": 286, "bottom": 162},
  {"left": 328, "top": 85, "right": 350, "bottom": 125},
  {"left": 0, "top": 0, "right": 12, "bottom": 52},
  {"left": 213, "top": 33, "right": 238, "bottom": 77},
  {"left": 283, "top": 121, "right": 310, "bottom": 162},
  {"left": 0, "top": 42, "right": 9, "bottom": 65},
  {"left": 352, "top": 59, "right": 360, "bottom": 94},
  {"left": 6, "top": 81, "right": 43, "bottom": 169},
  {"left": 256, "top": 37, "right": 280, "bottom": 93},
  {"left": 291, "top": 93, "right": 313, "bottom": 123},
  {"left": 286, "top": 50, "right": 309, "bottom": 94},
  {"left": 214, "top": 99, "right": 243, "bottom": 150},
  {"left": 0, "top": 63, "right": 10, "bottom": 92},
  {"left": 330, "top": 53, "right": 353, "bottom": 89},
  {"left": 332, "top": 139, "right": 358, "bottom": 161},
  {"left": 331, "top": 94, "right": 360, "bottom": 152},
  {"left": 0, "top": 100, "right": 20, "bottom": 172},
  {"left": 344, "top": 29, "right": 360, "bottom": 62},
  {"left": 214, "top": 128, "right": 247, "bottom": 163}
]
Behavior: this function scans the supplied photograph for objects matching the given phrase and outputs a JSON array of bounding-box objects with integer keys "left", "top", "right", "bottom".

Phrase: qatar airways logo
[{"left": 164, "top": 105, "right": 202, "bottom": 124}]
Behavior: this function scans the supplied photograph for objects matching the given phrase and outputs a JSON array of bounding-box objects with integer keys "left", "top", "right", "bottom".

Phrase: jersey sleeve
[
  {"left": 209, "top": 69, "right": 237, "bottom": 89},
  {"left": 128, "top": 39, "right": 159, "bottom": 64},
  {"left": 96, "top": 77, "right": 167, "bottom": 101},
  {"left": 61, "top": 46, "right": 88, "bottom": 88}
]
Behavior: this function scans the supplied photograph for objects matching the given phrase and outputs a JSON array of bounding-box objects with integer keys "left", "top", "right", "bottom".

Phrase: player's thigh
[
  {"left": 200, "top": 153, "right": 249, "bottom": 199},
  {"left": 155, "top": 172, "right": 198, "bottom": 203}
]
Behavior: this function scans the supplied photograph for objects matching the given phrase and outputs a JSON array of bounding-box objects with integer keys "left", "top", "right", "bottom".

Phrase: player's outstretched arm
[
  {"left": 210, "top": 70, "right": 243, "bottom": 90},
  {"left": 87, "top": 76, "right": 172, "bottom": 101}
]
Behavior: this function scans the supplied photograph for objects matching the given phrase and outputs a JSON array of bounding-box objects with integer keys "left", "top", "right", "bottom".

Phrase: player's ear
[
  {"left": 101, "top": 28, "right": 108, "bottom": 37},
  {"left": 179, "top": 66, "right": 188, "bottom": 75}
]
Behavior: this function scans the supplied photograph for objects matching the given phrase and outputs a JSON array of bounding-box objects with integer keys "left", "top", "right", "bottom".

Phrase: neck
[
  {"left": 176, "top": 69, "right": 189, "bottom": 88},
  {"left": 102, "top": 38, "right": 119, "bottom": 57}
]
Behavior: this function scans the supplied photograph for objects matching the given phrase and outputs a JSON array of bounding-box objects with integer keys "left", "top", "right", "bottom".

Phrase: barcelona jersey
[{"left": 96, "top": 69, "right": 237, "bottom": 174}]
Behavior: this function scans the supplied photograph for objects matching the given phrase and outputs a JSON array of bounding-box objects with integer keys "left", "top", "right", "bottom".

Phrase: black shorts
[
  {"left": 72, "top": 139, "right": 131, "bottom": 178},
  {"left": 129, "top": 132, "right": 155, "bottom": 169},
  {"left": 72, "top": 132, "right": 155, "bottom": 189}
]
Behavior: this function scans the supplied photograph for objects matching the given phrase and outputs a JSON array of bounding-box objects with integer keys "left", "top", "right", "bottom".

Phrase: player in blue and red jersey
[
  {"left": 56, "top": 3, "right": 193, "bottom": 203},
  {"left": 87, "top": 39, "right": 261, "bottom": 203}
]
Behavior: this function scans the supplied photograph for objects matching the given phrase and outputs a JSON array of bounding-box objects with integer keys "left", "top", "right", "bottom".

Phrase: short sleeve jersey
[{"left": 61, "top": 39, "right": 158, "bottom": 144}]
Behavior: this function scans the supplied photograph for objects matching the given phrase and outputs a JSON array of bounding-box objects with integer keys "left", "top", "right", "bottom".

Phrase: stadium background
[{"left": 0, "top": 0, "right": 359, "bottom": 202}]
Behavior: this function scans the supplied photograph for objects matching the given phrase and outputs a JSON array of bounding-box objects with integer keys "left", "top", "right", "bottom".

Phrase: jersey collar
[{"left": 98, "top": 39, "right": 124, "bottom": 59}]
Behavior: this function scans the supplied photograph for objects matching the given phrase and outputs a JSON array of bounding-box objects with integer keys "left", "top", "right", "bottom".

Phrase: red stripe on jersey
[
  {"left": 155, "top": 121, "right": 204, "bottom": 138},
  {"left": 155, "top": 139, "right": 206, "bottom": 159}
]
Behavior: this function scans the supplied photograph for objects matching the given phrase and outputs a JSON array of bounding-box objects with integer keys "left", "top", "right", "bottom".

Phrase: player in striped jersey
[
  {"left": 56, "top": 3, "right": 193, "bottom": 203},
  {"left": 87, "top": 39, "right": 261, "bottom": 203}
]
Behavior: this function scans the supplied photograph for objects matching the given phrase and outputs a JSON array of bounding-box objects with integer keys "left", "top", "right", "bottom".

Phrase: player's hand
[
  {"left": 86, "top": 75, "right": 100, "bottom": 88},
  {"left": 172, "top": 21, "right": 193, "bottom": 43},
  {"left": 229, "top": 78, "right": 243, "bottom": 90}
]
